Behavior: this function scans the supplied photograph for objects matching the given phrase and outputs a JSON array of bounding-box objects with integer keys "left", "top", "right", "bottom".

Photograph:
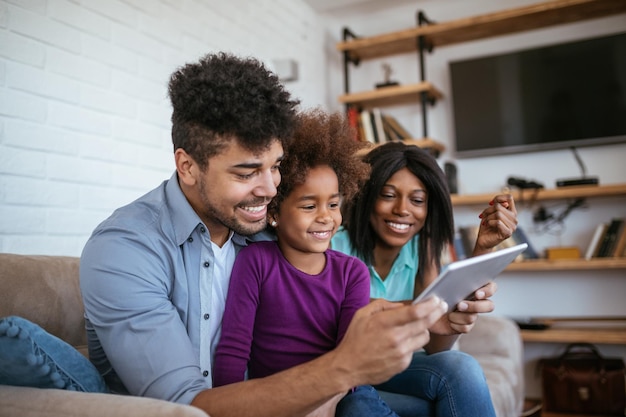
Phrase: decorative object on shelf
[
  {"left": 507, "top": 176, "right": 544, "bottom": 190},
  {"left": 539, "top": 343, "right": 625, "bottom": 416},
  {"left": 556, "top": 147, "right": 600, "bottom": 188},
  {"left": 444, "top": 161, "right": 457, "bottom": 194},
  {"left": 545, "top": 246, "right": 580, "bottom": 260},
  {"left": 375, "top": 63, "right": 399, "bottom": 89}
]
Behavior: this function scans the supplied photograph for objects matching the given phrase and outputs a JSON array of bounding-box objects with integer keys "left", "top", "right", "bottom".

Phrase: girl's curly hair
[
  {"left": 268, "top": 109, "right": 370, "bottom": 216},
  {"left": 168, "top": 52, "right": 300, "bottom": 169}
]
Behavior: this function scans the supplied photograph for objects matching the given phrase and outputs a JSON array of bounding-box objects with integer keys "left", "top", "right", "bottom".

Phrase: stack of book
[
  {"left": 346, "top": 106, "right": 415, "bottom": 144},
  {"left": 584, "top": 218, "right": 626, "bottom": 260}
]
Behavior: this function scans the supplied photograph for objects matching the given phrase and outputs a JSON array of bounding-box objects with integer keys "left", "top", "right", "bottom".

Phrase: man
[{"left": 80, "top": 52, "right": 448, "bottom": 417}]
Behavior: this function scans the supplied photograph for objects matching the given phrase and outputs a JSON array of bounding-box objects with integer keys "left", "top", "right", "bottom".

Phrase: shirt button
[
  {"left": 187, "top": 237, "right": 193, "bottom": 242},
  {"left": 200, "top": 227, "right": 206, "bottom": 233},
  {"left": 203, "top": 261, "right": 210, "bottom": 268},
  {"left": 204, "top": 313, "right": 210, "bottom": 320},
  {"left": 203, "top": 370, "right": 209, "bottom": 377}
]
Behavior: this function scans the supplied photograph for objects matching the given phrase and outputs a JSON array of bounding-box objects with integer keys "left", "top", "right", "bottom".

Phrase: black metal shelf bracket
[
  {"left": 416, "top": 10, "right": 436, "bottom": 138},
  {"left": 342, "top": 27, "right": 360, "bottom": 100}
]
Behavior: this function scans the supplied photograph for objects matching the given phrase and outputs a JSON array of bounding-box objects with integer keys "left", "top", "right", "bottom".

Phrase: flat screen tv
[{"left": 449, "top": 32, "right": 626, "bottom": 158}]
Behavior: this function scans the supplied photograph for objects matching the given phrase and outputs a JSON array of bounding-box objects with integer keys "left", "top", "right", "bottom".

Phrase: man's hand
[
  {"left": 331, "top": 296, "right": 448, "bottom": 388},
  {"left": 192, "top": 296, "right": 446, "bottom": 417}
]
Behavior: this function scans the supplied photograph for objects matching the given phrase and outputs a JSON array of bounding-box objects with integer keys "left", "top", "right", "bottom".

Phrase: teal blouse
[{"left": 331, "top": 227, "right": 419, "bottom": 302}]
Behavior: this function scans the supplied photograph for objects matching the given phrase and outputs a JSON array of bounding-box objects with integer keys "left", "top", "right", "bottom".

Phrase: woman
[{"left": 332, "top": 141, "right": 518, "bottom": 417}]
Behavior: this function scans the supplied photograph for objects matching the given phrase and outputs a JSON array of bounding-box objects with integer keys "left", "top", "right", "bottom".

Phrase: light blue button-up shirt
[
  {"left": 80, "top": 172, "right": 266, "bottom": 404},
  {"left": 331, "top": 228, "right": 419, "bottom": 302}
]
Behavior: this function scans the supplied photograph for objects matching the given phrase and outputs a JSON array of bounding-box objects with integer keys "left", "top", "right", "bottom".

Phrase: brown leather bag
[{"left": 540, "top": 343, "right": 625, "bottom": 415}]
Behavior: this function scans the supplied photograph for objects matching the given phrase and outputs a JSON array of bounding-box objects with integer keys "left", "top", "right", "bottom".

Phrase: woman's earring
[{"left": 270, "top": 220, "right": 277, "bottom": 227}]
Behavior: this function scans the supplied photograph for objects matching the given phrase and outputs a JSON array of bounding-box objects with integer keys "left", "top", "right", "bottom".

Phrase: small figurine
[{"left": 375, "top": 63, "right": 399, "bottom": 88}]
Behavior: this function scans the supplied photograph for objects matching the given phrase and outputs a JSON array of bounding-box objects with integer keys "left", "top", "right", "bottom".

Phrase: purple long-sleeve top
[{"left": 213, "top": 240, "right": 370, "bottom": 386}]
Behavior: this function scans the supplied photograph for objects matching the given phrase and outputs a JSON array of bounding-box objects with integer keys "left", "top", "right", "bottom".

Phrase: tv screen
[{"left": 449, "top": 32, "right": 626, "bottom": 158}]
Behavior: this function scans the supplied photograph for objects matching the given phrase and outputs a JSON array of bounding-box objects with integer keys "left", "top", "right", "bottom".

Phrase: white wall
[
  {"left": 0, "top": 0, "right": 327, "bottom": 256},
  {"left": 322, "top": 0, "right": 626, "bottom": 399}
]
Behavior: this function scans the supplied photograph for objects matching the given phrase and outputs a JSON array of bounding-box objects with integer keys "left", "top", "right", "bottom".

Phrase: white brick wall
[{"left": 0, "top": 0, "right": 327, "bottom": 256}]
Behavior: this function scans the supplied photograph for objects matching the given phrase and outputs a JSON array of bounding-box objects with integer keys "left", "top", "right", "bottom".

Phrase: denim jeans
[
  {"left": 336, "top": 385, "right": 397, "bottom": 417},
  {"left": 337, "top": 350, "right": 496, "bottom": 417}
]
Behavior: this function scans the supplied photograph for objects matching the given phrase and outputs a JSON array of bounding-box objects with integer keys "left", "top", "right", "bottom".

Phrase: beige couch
[{"left": 0, "top": 253, "right": 524, "bottom": 417}]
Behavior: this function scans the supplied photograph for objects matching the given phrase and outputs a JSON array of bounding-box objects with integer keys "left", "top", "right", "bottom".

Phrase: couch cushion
[
  {"left": 0, "top": 316, "right": 107, "bottom": 392},
  {"left": 458, "top": 315, "right": 525, "bottom": 417},
  {"left": 0, "top": 385, "right": 210, "bottom": 417},
  {"left": 0, "top": 254, "right": 85, "bottom": 347}
]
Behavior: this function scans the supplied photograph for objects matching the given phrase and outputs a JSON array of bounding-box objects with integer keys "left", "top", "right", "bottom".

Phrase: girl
[{"left": 213, "top": 111, "right": 448, "bottom": 417}]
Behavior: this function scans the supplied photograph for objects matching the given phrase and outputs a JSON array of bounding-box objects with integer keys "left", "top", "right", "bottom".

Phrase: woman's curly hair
[
  {"left": 268, "top": 109, "right": 370, "bottom": 217},
  {"left": 168, "top": 52, "right": 300, "bottom": 169}
]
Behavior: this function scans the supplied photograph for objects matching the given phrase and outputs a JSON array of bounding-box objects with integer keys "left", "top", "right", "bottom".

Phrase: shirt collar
[
  {"left": 165, "top": 171, "right": 204, "bottom": 246},
  {"left": 395, "top": 233, "right": 419, "bottom": 270}
]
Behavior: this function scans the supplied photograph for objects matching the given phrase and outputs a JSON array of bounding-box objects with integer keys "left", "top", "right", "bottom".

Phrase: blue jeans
[
  {"left": 336, "top": 350, "right": 496, "bottom": 417},
  {"left": 336, "top": 385, "right": 397, "bottom": 417}
]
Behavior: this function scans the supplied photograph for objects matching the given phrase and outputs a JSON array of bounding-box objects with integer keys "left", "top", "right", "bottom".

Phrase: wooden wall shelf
[
  {"left": 338, "top": 82, "right": 442, "bottom": 109},
  {"left": 521, "top": 327, "right": 626, "bottom": 344},
  {"left": 454, "top": 184, "right": 626, "bottom": 270},
  {"left": 451, "top": 183, "right": 626, "bottom": 206},
  {"left": 505, "top": 257, "right": 626, "bottom": 271},
  {"left": 336, "top": 0, "right": 626, "bottom": 61},
  {"left": 357, "top": 138, "right": 446, "bottom": 156}
]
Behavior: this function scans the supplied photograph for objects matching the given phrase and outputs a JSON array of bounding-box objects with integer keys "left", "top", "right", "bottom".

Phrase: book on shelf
[
  {"left": 457, "top": 225, "right": 532, "bottom": 262},
  {"left": 596, "top": 218, "right": 624, "bottom": 257},
  {"left": 356, "top": 117, "right": 367, "bottom": 144},
  {"left": 511, "top": 227, "right": 539, "bottom": 259},
  {"left": 612, "top": 222, "right": 626, "bottom": 257},
  {"left": 359, "top": 110, "right": 376, "bottom": 144},
  {"left": 368, "top": 109, "right": 381, "bottom": 143},
  {"left": 440, "top": 241, "right": 458, "bottom": 265},
  {"left": 458, "top": 225, "right": 479, "bottom": 258},
  {"left": 382, "top": 114, "right": 413, "bottom": 140},
  {"left": 355, "top": 109, "right": 421, "bottom": 144},
  {"left": 452, "top": 231, "right": 467, "bottom": 261},
  {"left": 382, "top": 121, "right": 402, "bottom": 142},
  {"left": 346, "top": 106, "right": 361, "bottom": 142},
  {"left": 371, "top": 108, "right": 387, "bottom": 144},
  {"left": 585, "top": 222, "right": 608, "bottom": 260}
]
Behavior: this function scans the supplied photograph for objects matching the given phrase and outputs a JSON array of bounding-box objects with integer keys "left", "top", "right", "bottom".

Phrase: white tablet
[{"left": 412, "top": 243, "right": 528, "bottom": 311}]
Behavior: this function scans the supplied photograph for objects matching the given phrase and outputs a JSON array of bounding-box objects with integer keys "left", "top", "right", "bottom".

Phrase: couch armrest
[
  {"left": 458, "top": 315, "right": 524, "bottom": 417},
  {"left": 0, "top": 385, "right": 209, "bottom": 417}
]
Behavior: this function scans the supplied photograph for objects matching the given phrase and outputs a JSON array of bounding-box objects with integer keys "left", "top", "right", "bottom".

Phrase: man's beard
[{"left": 198, "top": 177, "right": 269, "bottom": 236}]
